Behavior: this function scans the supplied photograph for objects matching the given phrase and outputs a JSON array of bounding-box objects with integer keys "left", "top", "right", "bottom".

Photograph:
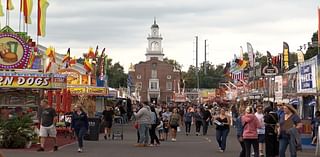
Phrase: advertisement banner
[
  {"left": 0, "top": 33, "right": 32, "bottom": 69},
  {"left": 298, "top": 56, "right": 317, "bottom": 93},
  {"left": 87, "top": 87, "right": 107, "bottom": 95},
  {"left": 274, "top": 75, "right": 283, "bottom": 100},
  {"left": 68, "top": 87, "right": 86, "bottom": 94},
  {"left": 0, "top": 73, "right": 51, "bottom": 88},
  {"left": 52, "top": 74, "right": 67, "bottom": 88}
]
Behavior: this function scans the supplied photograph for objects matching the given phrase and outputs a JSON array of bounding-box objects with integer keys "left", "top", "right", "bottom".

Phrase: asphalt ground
[{"left": 1, "top": 123, "right": 316, "bottom": 157}]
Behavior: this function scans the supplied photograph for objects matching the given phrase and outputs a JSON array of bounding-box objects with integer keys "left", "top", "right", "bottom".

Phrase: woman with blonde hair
[
  {"left": 278, "top": 104, "right": 302, "bottom": 157},
  {"left": 169, "top": 108, "right": 182, "bottom": 141},
  {"left": 71, "top": 104, "right": 89, "bottom": 153},
  {"left": 213, "top": 107, "right": 231, "bottom": 152}
]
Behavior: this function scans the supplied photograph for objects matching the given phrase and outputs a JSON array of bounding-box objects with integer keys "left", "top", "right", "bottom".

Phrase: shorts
[
  {"left": 104, "top": 121, "right": 113, "bottom": 129},
  {"left": 39, "top": 125, "right": 57, "bottom": 137},
  {"left": 258, "top": 134, "right": 265, "bottom": 143},
  {"left": 170, "top": 124, "right": 178, "bottom": 130}
]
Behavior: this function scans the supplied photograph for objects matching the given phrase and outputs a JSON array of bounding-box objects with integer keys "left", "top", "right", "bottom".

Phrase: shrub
[{"left": 0, "top": 115, "right": 36, "bottom": 148}]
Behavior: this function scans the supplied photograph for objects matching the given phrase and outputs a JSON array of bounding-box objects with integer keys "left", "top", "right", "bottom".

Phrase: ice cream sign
[
  {"left": 0, "top": 73, "right": 51, "bottom": 88},
  {"left": 0, "top": 33, "right": 31, "bottom": 69}
]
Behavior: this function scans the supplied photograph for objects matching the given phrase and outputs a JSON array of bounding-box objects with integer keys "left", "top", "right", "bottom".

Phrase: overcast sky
[{"left": 2, "top": 0, "right": 318, "bottom": 72}]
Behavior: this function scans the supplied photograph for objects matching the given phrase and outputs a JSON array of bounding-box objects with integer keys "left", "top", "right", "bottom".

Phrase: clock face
[{"left": 153, "top": 29, "right": 157, "bottom": 35}]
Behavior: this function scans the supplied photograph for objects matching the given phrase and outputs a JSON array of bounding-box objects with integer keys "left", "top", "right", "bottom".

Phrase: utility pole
[
  {"left": 195, "top": 36, "right": 199, "bottom": 96},
  {"left": 204, "top": 39, "right": 207, "bottom": 75}
]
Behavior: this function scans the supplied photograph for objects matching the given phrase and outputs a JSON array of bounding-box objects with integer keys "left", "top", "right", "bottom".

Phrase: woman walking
[
  {"left": 169, "top": 108, "right": 182, "bottom": 141},
  {"left": 242, "top": 106, "right": 261, "bottom": 157},
  {"left": 264, "top": 106, "right": 279, "bottom": 157},
  {"left": 213, "top": 107, "right": 231, "bottom": 152},
  {"left": 149, "top": 106, "right": 160, "bottom": 146},
  {"left": 184, "top": 106, "right": 194, "bottom": 136},
  {"left": 194, "top": 107, "right": 203, "bottom": 136},
  {"left": 71, "top": 104, "right": 89, "bottom": 153},
  {"left": 278, "top": 104, "right": 302, "bottom": 157}
]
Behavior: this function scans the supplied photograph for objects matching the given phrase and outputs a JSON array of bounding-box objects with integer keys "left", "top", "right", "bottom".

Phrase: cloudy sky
[{"left": 2, "top": 0, "right": 318, "bottom": 72}]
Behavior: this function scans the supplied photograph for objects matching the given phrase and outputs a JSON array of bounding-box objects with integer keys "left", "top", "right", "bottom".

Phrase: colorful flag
[
  {"left": 6, "top": 0, "right": 14, "bottom": 10},
  {"left": 37, "top": 0, "right": 49, "bottom": 37},
  {"left": 0, "top": 1, "right": 4, "bottom": 16},
  {"left": 283, "top": 42, "right": 290, "bottom": 71},
  {"left": 84, "top": 58, "right": 93, "bottom": 72},
  {"left": 247, "top": 42, "right": 255, "bottom": 68},
  {"left": 69, "top": 57, "right": 76, "bottom": 66},
  {"left": 45, "top": 46, "right": 55, "bottom": 63},
  {"left": 62, "top": 48, "right": 70, "bottom": 63},
  {"left": 87, "top": 47, "right": 95, "bottom": 59},
  {"left": 23, "top": 0, "right": 33, "bottom": 24},
  {"left": 94, "top": 45, "right": 99, "bottom": 58}
]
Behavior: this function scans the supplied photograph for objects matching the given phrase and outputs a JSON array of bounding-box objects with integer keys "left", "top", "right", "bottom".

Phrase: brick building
[{"left": 128, "top": 20, "right": 180, "bottom": 104}]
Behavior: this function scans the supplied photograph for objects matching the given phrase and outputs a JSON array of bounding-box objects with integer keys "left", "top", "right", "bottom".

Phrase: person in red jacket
[{"left": 242, "top": 106, "right": 261, "bottom": 157}]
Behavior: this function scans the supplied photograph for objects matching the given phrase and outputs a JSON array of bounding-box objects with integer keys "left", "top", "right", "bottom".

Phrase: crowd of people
[{"left": 22, "top": 98, "right": 317, "bottom": 157}]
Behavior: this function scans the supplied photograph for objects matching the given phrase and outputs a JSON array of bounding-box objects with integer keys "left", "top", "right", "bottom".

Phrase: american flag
[{"left": 231, "top": 71, "right": 244, "bottom": 81}]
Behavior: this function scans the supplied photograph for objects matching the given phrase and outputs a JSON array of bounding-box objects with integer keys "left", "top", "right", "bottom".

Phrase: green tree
[
  {"left": 163, "top": 57, "right": 182, "bottom": 71},
  {"left": 105, "top": 59, "right": 128, "bottom": 88},
  {"left": 305, "top": 32, "right": 318, "bottom": 60}
]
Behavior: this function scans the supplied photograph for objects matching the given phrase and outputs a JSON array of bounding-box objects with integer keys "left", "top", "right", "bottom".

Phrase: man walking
[{"left": 37, "top": 99, "right": 58, "bottom": 152}]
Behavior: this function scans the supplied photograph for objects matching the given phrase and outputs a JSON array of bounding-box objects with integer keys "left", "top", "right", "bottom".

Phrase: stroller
[{"left": 112, "top": 116, "right": 124, "bottom": 140}]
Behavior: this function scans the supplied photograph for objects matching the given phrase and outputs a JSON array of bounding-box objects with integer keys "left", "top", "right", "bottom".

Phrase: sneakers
[
  {"left": 37, "top": 147, "right": 45, "bottom": 152},
  {"left": 219, "top": 149, "right": 224, "bottom": 153},
  {"left": 171, "top": 138, "right": 176, "bottom": 142},
  {"left": 78, "top": 148, "right": 83, "bottom": 153},
  {"left": 53, "top": 146, "right": 58, "bottom": 151}
]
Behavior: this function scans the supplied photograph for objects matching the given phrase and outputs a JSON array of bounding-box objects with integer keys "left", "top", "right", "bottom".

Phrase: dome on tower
[{"left": 151, "top": 19, "right": 159, "bottom": 28}]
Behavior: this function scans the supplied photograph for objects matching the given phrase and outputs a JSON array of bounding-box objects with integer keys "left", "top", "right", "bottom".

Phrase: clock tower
[{"left": 146, "top": 19, "right": 164, "bottom": 61}]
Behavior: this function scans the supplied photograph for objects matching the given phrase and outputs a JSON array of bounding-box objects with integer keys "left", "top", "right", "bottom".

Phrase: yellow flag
[
  {"left": 7, "top": 0, "right": 14, "bottom": 10},
  {"left": 0, "top": 1, "right": 4, "bottom": 16},
  {"left": 38, "top": 0, "right": 49, "bottom": 37}
]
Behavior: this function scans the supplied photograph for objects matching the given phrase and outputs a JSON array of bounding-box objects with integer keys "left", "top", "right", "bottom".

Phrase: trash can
[{"left": 84, "top": 118, "right": 100, "bottom": 141}]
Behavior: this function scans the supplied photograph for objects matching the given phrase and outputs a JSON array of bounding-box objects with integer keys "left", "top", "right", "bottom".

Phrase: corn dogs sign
[{"left": 0, "top": 73, "right": 67, "bottom": 88}]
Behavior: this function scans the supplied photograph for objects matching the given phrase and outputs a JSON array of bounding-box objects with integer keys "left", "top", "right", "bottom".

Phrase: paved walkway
[{"left": 1, "top": 123, "right": 316, "bottom": 157}]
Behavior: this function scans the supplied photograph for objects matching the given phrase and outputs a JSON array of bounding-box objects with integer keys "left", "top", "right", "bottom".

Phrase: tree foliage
[
  {"left": 106, "top": 59, "right": 128, "bottom": 88},
  {"left": 305, "top": 32, "right": 318, "bottom": 60}
]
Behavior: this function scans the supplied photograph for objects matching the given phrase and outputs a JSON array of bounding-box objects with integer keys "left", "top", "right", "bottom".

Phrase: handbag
[
  {"left": 134, "top": 121, "right": 139, "bottom": 129},
  {"left": 177, "top": 126, "right": 181, "bottom": 132}
]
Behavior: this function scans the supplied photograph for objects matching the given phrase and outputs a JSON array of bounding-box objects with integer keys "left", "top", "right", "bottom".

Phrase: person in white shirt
[{"left": 254, "top": 105, "right": 265, "bottom": 156}]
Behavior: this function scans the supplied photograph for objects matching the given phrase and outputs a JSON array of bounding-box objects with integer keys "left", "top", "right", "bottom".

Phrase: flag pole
[
  {"left": 19, "top": 0, "right": 22, "bottom": 32},
  {"left": 6, "top": 10, "right": 8, "bottom": 26}
]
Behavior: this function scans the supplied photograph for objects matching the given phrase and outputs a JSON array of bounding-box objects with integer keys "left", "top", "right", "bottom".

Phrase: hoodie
[
  {"left": 242, "top": 114, "right": 261, "bottom": 139},
  {"left": 134, "top": 106, "right": 151, "bottom": 124}
]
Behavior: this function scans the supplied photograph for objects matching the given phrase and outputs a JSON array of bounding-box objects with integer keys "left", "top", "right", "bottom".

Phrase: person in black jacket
[
  {"left": 71, "top": 104, "right": 89, "bottom": 153},
  {"left": 264, "top": 106, "right": 279, "bottom": 157},
  {"left": 202, "top": 107, "right": 212, "bottom": 136}
]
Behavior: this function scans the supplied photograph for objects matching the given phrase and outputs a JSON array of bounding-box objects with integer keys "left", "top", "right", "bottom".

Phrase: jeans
[
  {"left": 237, "top": 135, "right": 245, "bottom": 157},
  {"left": 244, "top": 139, "right": 259, "bottom": 157},
  {"left": 203, "top": 121, "right": 209, "bottom": 135},
  {"left": 149, "top": 124, "right": 160, "bottom": 144},
  {"left": 279, "top": 136, "right": 297, "bottom": 157},
  {"left": 195, "top": 121, "right": 202, "bottom": 133},
  {"left": 185, "top": 121, "right": 191, "bottom": 134},
  {"left": 75, "top": 127, "right": 87, "bottom": 148},
  {"left": 138, "top": 123, "right": 150, "bottom": 144},
  {"left": 216, "top": 128, "right": 229, "bottom": 150}
]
